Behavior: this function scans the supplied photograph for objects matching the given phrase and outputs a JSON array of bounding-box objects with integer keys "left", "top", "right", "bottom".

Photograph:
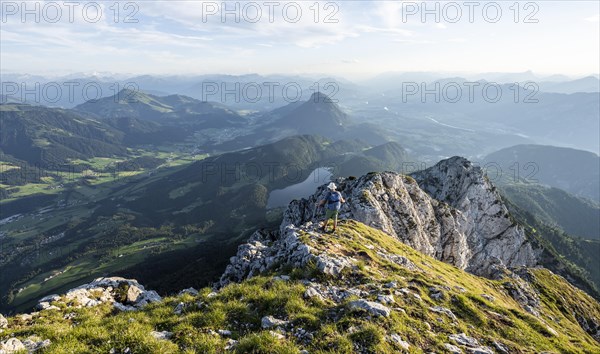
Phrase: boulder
[
  {"left": 444, "top": 343, "right": 463, "bottom": 354},
  {"left": 389, "top": 333, "right": 410, "bottom": 349},
  {"left": 467, "top": 347, "right": 494, "bottom": 354},
  {"left": 150, "top": 331, "right": 173, "bottom": 340},
  {"left": 178, "top": 288, "right": 199, "bottom": 296},
  {"left": 0, "top": 338, "right": 25, "bottom": 353},
  {"left": 348, "top": 299, "right": 391, "bottom": 317},
  {"left": 377, "top": 294, "right": 395, "bottom": 305},
  {"left": 316, "top": 254, "right": 352, "bottom": 276},
  {"left": 449, "top": 333, "right": 479, "bottom": 347},
  {"left": 261, "top": 316, "right": 288, "bottom": 329},
  {"left": 126, "top": 285, "right": 144, "bottom": 304},
  {"left": 218, "top": 329, "right": 232, "bottom": 337},
  {"left": 430, "top": 306, "right": 458, "bottom": 321},
  {"left": 35, "top": 277, "right": 162, "bottom": 312},
  {"left": 22, "top": 337, "right": 51, "bottom": 352},
  {"left": 493, "top": 341, "right": 510, "bottom": 354},
  {"left": 174, "top": 302, "right": 186, "bottom": 315},
  {"left": 304, "top": 287, "right": 325, "bottom": 301}
]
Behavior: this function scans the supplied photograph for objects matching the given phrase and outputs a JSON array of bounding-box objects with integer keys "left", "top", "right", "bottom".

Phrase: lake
[{"left": 267, "top": 167, "right": 333, "bottom": 209}]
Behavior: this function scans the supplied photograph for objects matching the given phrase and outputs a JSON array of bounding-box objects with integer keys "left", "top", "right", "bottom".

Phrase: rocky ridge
[
  {"left": 216, "top": 217, "right": 600, "bottom": 351},
  {"left": 282, "top": 157, "right": 540, "bottom": 277},
  {"left": 216, "top": 157, "right": 599, "bottom": 345}
]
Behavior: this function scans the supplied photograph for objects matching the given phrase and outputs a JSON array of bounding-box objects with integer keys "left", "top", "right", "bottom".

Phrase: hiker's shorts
[{"left": 325, "top": 209, "right": 339, "bottom": 220}]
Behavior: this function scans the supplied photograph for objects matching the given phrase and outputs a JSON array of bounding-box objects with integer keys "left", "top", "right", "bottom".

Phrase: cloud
[
  {"left": 392, "top": 38, "right": 435, "bottom": 44},
  {"left": 137, "top": 1, "right": 360, "bottom": 48},
  {"left": 372, "top": 1, "right": 405, "bottom": 29},
  {"left": 355, "top": 25, "right": 413, "bottom": 37},
  {"left": 585, "top": 14, "right": 599, "bottom": 22},
  {"left": 3, "top": 1, "right": 598, "bottom": 77}
]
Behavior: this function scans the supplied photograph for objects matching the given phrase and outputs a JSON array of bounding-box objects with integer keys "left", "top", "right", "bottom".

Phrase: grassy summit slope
[{"left": 2, "top": 220, "right": 599, "bottom": 353}]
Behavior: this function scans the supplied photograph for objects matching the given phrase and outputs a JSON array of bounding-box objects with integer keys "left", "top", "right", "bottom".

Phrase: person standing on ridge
[{"left": 318, "top": 182, "right": 345, "bottom": 233}]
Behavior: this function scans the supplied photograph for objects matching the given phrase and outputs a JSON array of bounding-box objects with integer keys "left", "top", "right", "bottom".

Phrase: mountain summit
[
  {"left": 283, "top": 157, "right": 540, "bottom": 277},
  {"left": 273, "top": 92, "right": 349, "bottom": 135}
]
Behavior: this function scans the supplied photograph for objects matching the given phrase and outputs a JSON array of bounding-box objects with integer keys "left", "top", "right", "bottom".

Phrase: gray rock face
[
  {"left": 22, "top": 337, "right": 51, "bottom": 352},
  {"left": 502, "top": 270, "right": 541, "bottom": 316},
  {"left": 348, "top": 299, "right": 392, "bottom": 317},
  {"left": 178, "top": 288, "right": 199, "bottom": 297},
  {"left": 444, "top": 343, "right": 463, "bottom": 354},
  {"left": 301, "top": 282, "right": 369, "bottom": 304},
  {"left": 173, "top": 302, "right": 186, "bottom": 315},
  {"left": 493, "top": 341, "right": 510, "bottom": 354},
  {"left": 388, "top": 333, "right": 410, "bottom": 349},
  {"left": 430, "top": 306, "right": 458, "bottom": 321},
  {"left": 150, "top": 331, "right": 173, "bottom": 340},
  {"left": 0, "top": 314, "right": 7, "bottom": 329},
  {"left": 218, "top": 226, "right": 313, "bottom": 287},
  {"left": 126, "top": 285, "right": 144, "bottom": 303},
  {"left": 283, "top": 173, "right": 456, "bottom": 262},
  {"left": 0, "top": 338, "right": 25, "bottom": 353},
  {"left": 377, "top": 294, "right": 395, "bottom": 305},
  {"left": 575, "top": 313, "right": 600, "bottom": 342},
  {"left": 218, "top": 329, "right": 232, "bottom": 337},
  {"left": 412, "top": 157, "right": 541, "bottom": 274},
  {"left": 282, "top": 157, "right": 541, "bottom": 277},
  {"left": 261, "top": 316, "right": 288, "bottom": 329},
  {"left": 304, "top": 287, "right": 324, "bottom": 301},
  {"left": 449, "top": 332, "right": 479, "bottom": 347},
  {"left": 467, "top": 347, "right": 494, "bottom": 354},
  {"left": 218, "top": 223, "right": 362, "bottom": 288},
  {"left": 316, "top": 254, "right": 352, "bottom": 276},
  {"left": 35, "top": 277, "right": 161, "bottom": 312}
]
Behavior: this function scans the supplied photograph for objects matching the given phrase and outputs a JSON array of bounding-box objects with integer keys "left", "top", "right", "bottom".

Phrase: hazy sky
[{"left": 1, "top": 1, "right": 599, "bottom": 79}]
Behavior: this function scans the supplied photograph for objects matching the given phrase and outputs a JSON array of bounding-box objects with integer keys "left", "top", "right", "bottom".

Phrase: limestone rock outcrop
[{"left": 282, "top": 157, "right": 540, "bottom": 277}]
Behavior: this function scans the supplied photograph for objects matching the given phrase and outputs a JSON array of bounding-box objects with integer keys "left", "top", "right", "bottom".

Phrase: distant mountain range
[
  {"left": 4, "top": 86, "right": 598, "bottom": 183},
  {"left": 0, "top": 104, "right": 127, "bottom": 166},
  {"left": 484, "top": 144, "right": 600, "bottom": 202},
  {"left": 3, "top": 72, "right": 599, "bottom": 154},
  {"left": 499, "top": 183, "right": 599, "bottom": 239},
  {"left": 360, "top": 71, "right": 599, "bottom": 93},
  {"left": 0, "top": 73, "right": 358, "bottom": 111},
  {"left": 0, "top": 90, "right": 251, "bottom": 168},
  {"left": 76, "top": 89, "right": 246, "bottom": 128},
  {"left": 537, "top": 76, "right": 600, "bottom": 94},
  {"left": 2, "top": 72, "right": 597, "bottom": 110}
]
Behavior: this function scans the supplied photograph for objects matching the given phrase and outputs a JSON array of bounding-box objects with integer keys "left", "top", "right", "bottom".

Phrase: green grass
[
  {"left": 1, "top": 148, "right": 206, "bottom": 203},
  {"left": 2, "top": 220, "right": 598, "bottom": 353}
]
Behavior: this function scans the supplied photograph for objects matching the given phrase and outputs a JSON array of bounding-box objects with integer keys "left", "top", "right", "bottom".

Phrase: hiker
[{"left": 318, "top": 182, "right": 345, "bottom": 233}]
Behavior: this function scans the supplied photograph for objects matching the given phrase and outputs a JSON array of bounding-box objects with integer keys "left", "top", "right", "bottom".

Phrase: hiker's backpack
[{"left": 326, "top": 191, "right": 342, "bottom": 211}]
